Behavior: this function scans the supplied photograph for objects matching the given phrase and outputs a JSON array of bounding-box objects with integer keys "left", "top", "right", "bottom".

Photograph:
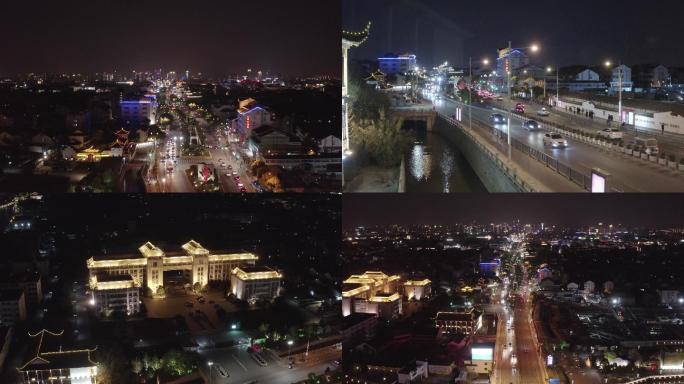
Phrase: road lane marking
[{"left": 232, "top": 354, "right": 248, "bottom": 371}]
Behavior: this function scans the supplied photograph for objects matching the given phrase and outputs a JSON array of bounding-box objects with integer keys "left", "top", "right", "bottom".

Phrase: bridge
[
  {"left": 391, "top": 106, "right": 437, "bottom": 131},
  {"left": 428, "top": 95, "right": 684, "bottom": 192}
]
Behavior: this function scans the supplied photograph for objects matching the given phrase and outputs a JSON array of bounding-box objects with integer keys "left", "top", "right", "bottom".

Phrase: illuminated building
[
  {"left": 229, "top": 266, "right": 282, "bottom": 301},
  {"left": 17, "top": 329, "right": 97, "bottom": 384},
  {"left": 233, "top": 98, "right": 273, "bottom": 137},
  {"left": 342, "top": 271, "right": 402, "bottom": 319},
  {"left": 342, "top": 21, "right": 371, "bottom": 157},
  {"left": 403, "top": 279, "right": 431, "bottom": 300},
  {"left": 110, "top": 128, "right": 130, "bottom": 157},
  {"left": 87, "top": 240, "right": 258, "bottom": 294},
  {"left": 479, "top": 259, "right": 500, "bottom": 277},
  {"left": 91, "top": 274, "right": 140, "bottom": 315},
  {"left": 0, "top": 289, "right": 27, "bottom": 326},
  {"left": 434, "top": 308, "right": 483, "bottom": 335},
  {"left": 121, "top": 96, "right": 157, "bottom": 127},
  {"left": 377, "top": 53, "right": 418, "bottom": 75},
  {"left": 465, "top": 342, "right": 495, "bottom": 375},
  {"left": 75, "top": 146, "right": 112, "bottom": 162}
]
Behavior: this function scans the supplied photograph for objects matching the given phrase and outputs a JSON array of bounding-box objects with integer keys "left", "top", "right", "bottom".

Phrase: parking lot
[
  {"left": 199, "top": 344, "right": 334, "bottom": 384},
  {"left": 143, "top": 287, "right": 240, "bottom": 334}
]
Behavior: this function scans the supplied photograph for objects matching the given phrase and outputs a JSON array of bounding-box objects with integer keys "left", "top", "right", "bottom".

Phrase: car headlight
[{"left": 552, "top": 142, "right": 558, "bottom": 147}]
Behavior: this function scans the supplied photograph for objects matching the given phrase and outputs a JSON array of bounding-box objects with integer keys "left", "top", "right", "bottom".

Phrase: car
[
  {"left": 522, "top": 120, "right": 540, "bottom": 130},
  {"left": 239, "top": 187, "right": 247, "bottom": 193},
  {"left": 543, "top": 133, "right": 568, "bottom": 148},
  {"left": 237, "top": 182, "right": 244, "bottom": 188},
  {"left": 489, "top": 113, "right": 505, "bottom": 124},
  {"left": 597, "top": 128, "right": 623, "bottom": 140},
  {"left": 537, "top": 107, "right": 550, "bottom": 116}
]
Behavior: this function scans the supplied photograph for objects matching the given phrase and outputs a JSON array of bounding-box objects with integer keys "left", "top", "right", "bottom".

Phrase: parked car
[
  {"left": 543, "top": 133, "right": 568, "bottom": 148},
  {"left": 597, "top": 128, "right": 623, "bottom": 140},
  {"left": 630, "top": 137, "right": 658, "bottom": 155}
]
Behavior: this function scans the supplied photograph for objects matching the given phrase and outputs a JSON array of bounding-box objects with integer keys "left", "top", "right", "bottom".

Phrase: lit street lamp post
[
  {"left": 505, "top": 42, "right": 539, "bottom": 147},
  {"left": 605, "top": 60, "right": 623, "bottom": 126},
  {"left": 468, "top": 57, "right": 490, "bottom": 132},
  {"left": 207, "top": 361, "right": 214, "bottom": 384},
  {"left": 287, "top": 340, "right": 294, "bottom": 361}
]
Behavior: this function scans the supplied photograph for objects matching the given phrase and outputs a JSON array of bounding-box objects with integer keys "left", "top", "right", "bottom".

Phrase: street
[{"left": 433, "top": 94, "right": 684, "bottom": 192}]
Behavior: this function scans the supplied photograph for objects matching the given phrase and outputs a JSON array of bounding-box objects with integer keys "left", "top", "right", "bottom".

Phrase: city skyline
[
  {"left": 343, "top": 0, "right": 684, "bottom": 68},
  {"left": 1, "top": 0, "right": 339, "bottom": 77},
  {"left": 343, "top": 194, "right": 684, "bottom": 228}
]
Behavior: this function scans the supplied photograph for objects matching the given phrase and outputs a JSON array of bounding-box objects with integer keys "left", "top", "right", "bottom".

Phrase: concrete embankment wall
[{"left": 431, "top": 116, "right": 524, "bottom": 192}]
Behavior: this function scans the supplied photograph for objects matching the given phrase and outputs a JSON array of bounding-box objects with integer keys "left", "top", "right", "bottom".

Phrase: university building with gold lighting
[
  {"left": 87, "top": 240, "right": 267, "bottom": 313},
  {"left": 229, "top": 266, "right": 283, "bottom": 301},
  {"left": 341, "top": 271, "right": 431, "bottom": 319}
]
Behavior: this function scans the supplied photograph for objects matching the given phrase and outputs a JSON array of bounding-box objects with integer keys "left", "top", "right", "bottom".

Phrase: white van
[{"left": 631, "top": 137, "right": 659, "bottom": 155}]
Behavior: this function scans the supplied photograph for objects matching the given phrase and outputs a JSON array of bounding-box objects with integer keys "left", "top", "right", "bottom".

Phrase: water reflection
[
  {"left": 440, "top": 148, "right": 454, "bottom": 193},
  {"left": 405, "top": 133, "right": 486, "bottom": 193},
  {"left": 410, "top": 144, "right": 432, "bottom": 181}
]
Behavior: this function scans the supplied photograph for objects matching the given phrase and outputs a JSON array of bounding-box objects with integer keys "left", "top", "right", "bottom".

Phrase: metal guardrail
[
  {"left": 438, "top": 113, "right": 536, "bottom": 192},
  {"left": 509, "top": 138, "right": 591, "bottom": 190},
  {"left": 439, "top": 111, "right": 592, "bottom": 191},
  {"left": 489, "top": 106, "right": 636, "bottom": 191}
]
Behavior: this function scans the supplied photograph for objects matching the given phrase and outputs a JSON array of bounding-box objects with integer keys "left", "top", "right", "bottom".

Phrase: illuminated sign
[
  {"left": 471, "top": 347, "right": 493, "bottom": 361},
  {"left": 547, "top": 354, "right": 554, "bottom": 366},
  {"left": 591, "top": 172, "right": 606, "bottom": 193},
  {"left": 246, "top": 116, "right": 251, "bottom": 130},
  {"left": 455, "top": 107, "right": 462, "bottom": 122}
]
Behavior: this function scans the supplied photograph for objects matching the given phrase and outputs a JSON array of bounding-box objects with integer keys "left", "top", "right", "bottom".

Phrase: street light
[
  {"left": 207, "top": 361, "right": 214, "bottom": 384},
  {"left": 468, "top": 57, "right": 490, "bottom": 133},
  {"left": 505, "top": 42, "right": 540, "bottom": 147},
  {"left": 605, "top": 60, "right": 623, "bottom": 126},
  {"left": 287, "top": 339, "right": 294, "bottom": 361}
]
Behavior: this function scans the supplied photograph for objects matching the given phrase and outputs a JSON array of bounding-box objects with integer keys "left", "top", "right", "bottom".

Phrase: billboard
[{"left": 472, "top": 346, "right": 493, "bottom": 361}]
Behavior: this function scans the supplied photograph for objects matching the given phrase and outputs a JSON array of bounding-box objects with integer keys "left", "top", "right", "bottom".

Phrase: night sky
[
  {"left": 343, "top": 0, "right": 684, "bottom": 68},
  {"left": 343, "top": 194, "right": 684, "bottom": 229},
  {"left": 1, "top": 0, "right": 339, "bottom": 77}
]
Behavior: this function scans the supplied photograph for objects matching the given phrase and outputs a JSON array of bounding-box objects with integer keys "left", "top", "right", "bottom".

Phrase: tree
[
  {"left": 162, "top": 349, "right": 194, "bottom": 377},
  {"left": 257, "top": 322, "right": 270, "bottom": 336},
  {"left": 348, "top": 81, "right": 391, "bottom": 122},
  {"left": 131, "top": 357, "right": 143, "bottom": 375},
  {"left": 192, "top": 282, "right": 202, "bottom": 293},
  {"left": 94, "top": 345, "right": 137, "bottom": 384},
  {"left": 350, "top": 108, "right": 412, "bottom": 167}
]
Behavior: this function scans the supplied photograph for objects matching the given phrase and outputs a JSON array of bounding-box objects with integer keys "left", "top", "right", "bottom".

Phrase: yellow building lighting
[
  {"left": 405, "top": 279, "right": 431, "bottom": 287},
  {"left": 369, "top": 293, "right": 401, "bottom": 303},
  {"left": 209, "top": 253, "right": 259, "bottom": 263},
  {"left": 138, "top": 241, "right": 164, "bottom": 257},
  {"left": 232, "top": 267, "right": 282, "bottom": 281},
  {"left": 182, "top": 240, "right": 209, "bottom": 255},
  {"left": 342, "top": 285, "right": 371, "bottom": 298},
  {"left": 91, "top": 279, "right": 136, "bottom": 290},
  {"left": 86, "top": 257, "right": 147, "bottom": 269},
  {"left": 162, "top": 255, "right": 193, "bottom": 266}
]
